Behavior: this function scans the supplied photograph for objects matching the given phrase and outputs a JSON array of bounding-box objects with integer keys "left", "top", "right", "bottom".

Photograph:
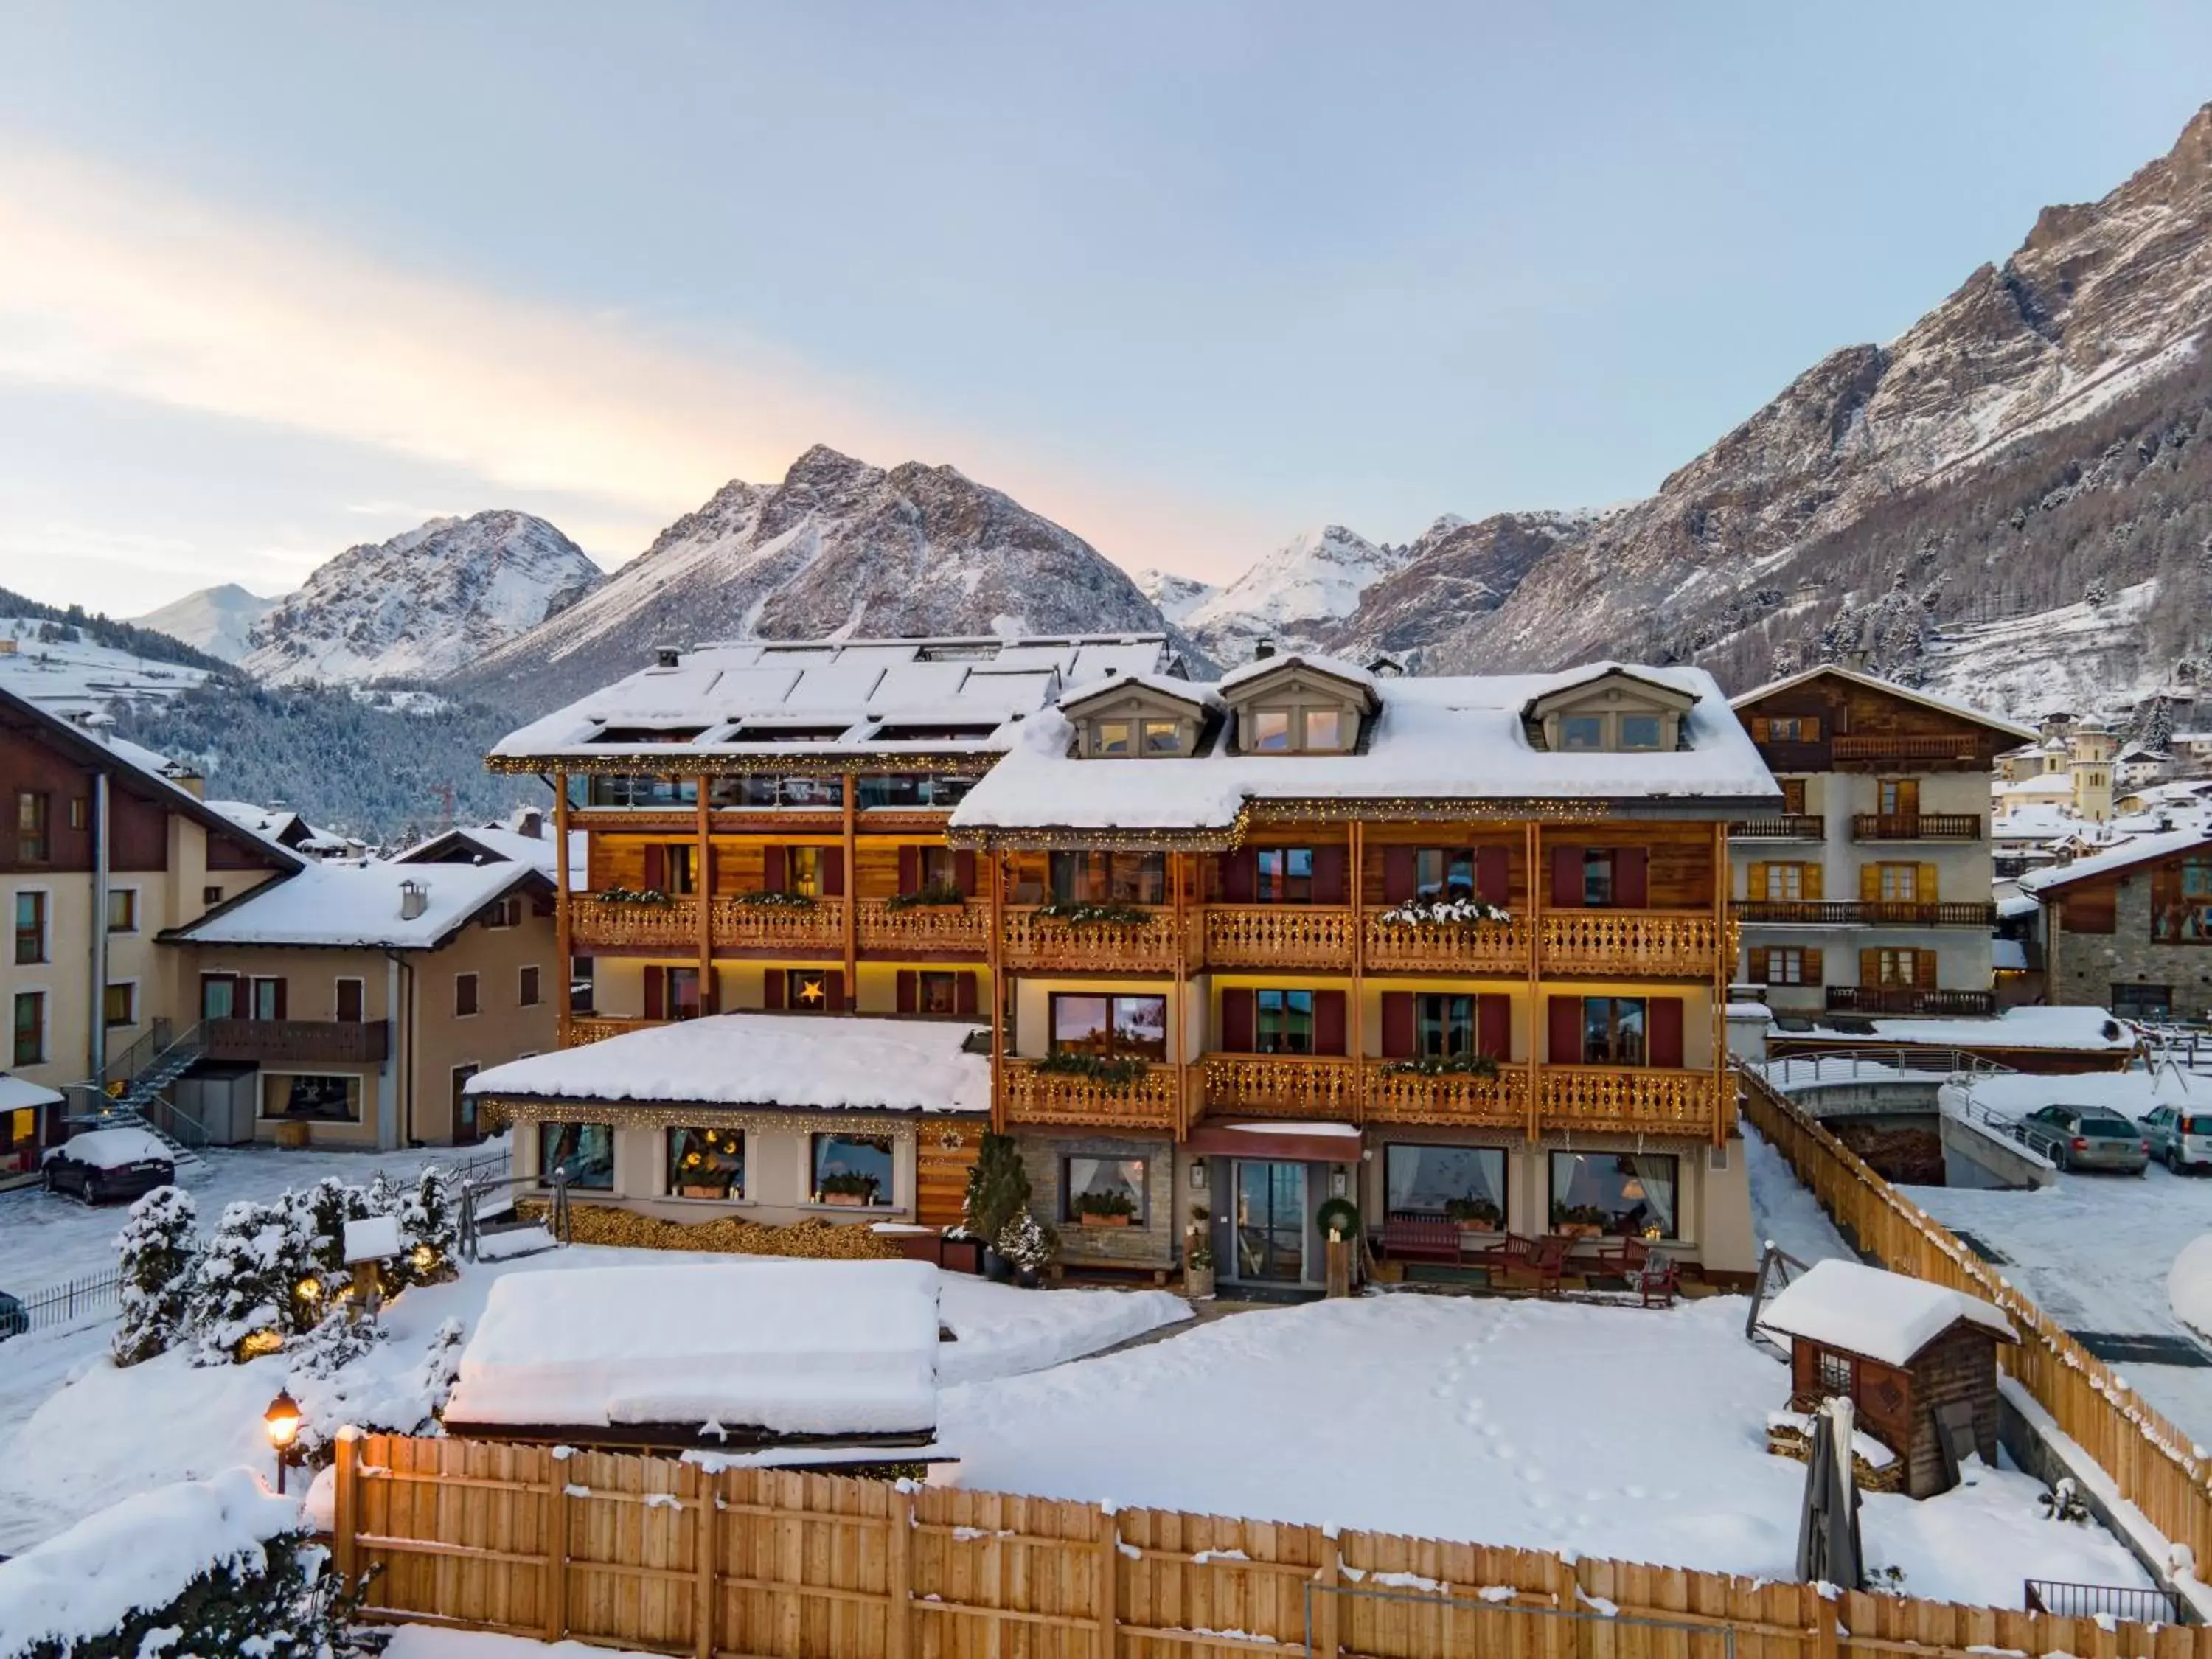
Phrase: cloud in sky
[{"left": 0, "top": 144, "right": 1270, "bottom": 588}]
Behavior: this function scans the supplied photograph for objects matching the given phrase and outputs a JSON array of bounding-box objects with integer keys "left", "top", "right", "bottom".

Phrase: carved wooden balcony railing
[
  {"left": 1825, "top": 985, "right": 1997, "bottom": 1017},
  {"left": 1368, "top": 1062, "right": 1530, "bottom": 1129},
  {"left": 1200, "top": 1054, "right": 1360, "bottom": 1119},
  {"left": 571, "top": 895, "right": 701, "bottom": 952},
  {"left": 1203, "top": 906, "right": 1357, "bottom": 970},
  {"left": 1001, "top": 1060, "right": 1180, "bottom": 1130},
  {"left": 204, "top": 1018, "right": 390, "bottom": 1065},
  {"left": 1728, "top": 815, "right": 1825, "bottom": 840},
  {"left": 1851, "top": 813, "right": 1981, "bottom": 841},
  {"left": 1538, "top": 911, "right": 1722, "bottom": 978},
  {"left": 565, "top": 1016, "right": 658, "bottom": 1048},
  {"left": 1831, "top": 734, "right": 1979, "bottom": 762},
  {"left": 1735, "top": 900, "right": 1997, "bottom": 927},
  {"left": 1539, "top": 1065, "right": 1719, "bottom": 1135},
  {"left": 1001, "top": 906, "right": 1196, "bottom": 973},
  {"left": 707, "top": 896, "right": 846, "bottom": 955},
  {"left": 855, "top": 897, "right": 991, "bottom": 956},
  {"left": 1362, "top": 909, "right": 1528, "bottom": 974}
]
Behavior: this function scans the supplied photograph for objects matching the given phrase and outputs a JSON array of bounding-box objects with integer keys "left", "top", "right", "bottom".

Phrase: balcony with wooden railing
[
  {"left": 1735, "top": 900, "right": 1997, "bottom": 927},
  {"left": 565, "top": 1015, "right": 658, "bottom": 1048},
  {"left": 708, "top": 896, "right": 846, "bottom": 955},
  {"left": 1368, "top": 1062, "right": 1530, "bottom": 1129},
  {"left": 855, "top": 897, "right": 991, "bottom": 956},
  {"left": 1538, "top": 911, "right": 1721, "bottom": 978},
  {"left": 1362, "top": 909, "right": 1528, "bottom": 975},
  {"left": 1728, "top": 815, "right": 1825, "bottom": 840},
  {"left": 1001, "top": 906, "right": 1197, "bottom": 973},
  {"left": 1831, "top": 734, "right": 1980, "bottom": 763},
  {"left": 571, "top": 894, "right": 701, "bottom": 952},
  {"left": 204, "top": 1018, "right": 390, "bottom": 1065},
  {"left": 1203, "top": 906, "right": 1357, "bottom": 970},
  {"left": 1001, "top": 1059, "right": 1180, "bottom": 1131},
  {"left": 1539, "top": 1065, "right": 1720, "bottom": 1135},
  {"left": 1825, "top": 986, "right": 1997, "bottom": 1018},
  {"left": 1200, "top": 1054, "right": 1360, "bottom": 1119},
  {"left": 1851, "top": 813, "right": 1981, "bottom": 841}
]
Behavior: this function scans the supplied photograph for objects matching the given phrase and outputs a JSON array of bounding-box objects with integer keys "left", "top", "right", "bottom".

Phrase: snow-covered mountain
[
  {"left": 1183, "top": 524, "right": 1407, "bottom": 664},
  {"left": 453, "top": 445, "right": 1195, "bottom": 711},
  {"left": 1133, "top": 568, "right": 1218, "bottom": 626},
  {"left": 132, "top": 583, "right": 280, "bottom": 663},
  {"left": 241, "top": 512, "right": 605, "bottom": 686}
]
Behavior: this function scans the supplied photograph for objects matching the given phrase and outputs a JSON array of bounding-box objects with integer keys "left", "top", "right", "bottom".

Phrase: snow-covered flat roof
[
  {"left": 2020, "top": 827, "right": 2212, "bottom": 895},
  {"left": 1778, "top": 1006, "right": 2135, "bottom": 1052},
  {"left": 490, "top": 634, "right": 1179, "bottom": 765},
  {"left": 950, "top": 661, "right": 1775, "bottom": 835},
  {"left": 0, "top": 1074, "right": 62, "bottom": 1112},
  {"left": 465, "top": 1011, "right": 990, "bottom": 1115},
  {"left": 442, "top": 1260, "right": 940, "bottom": 1439},
  {"left": 1758, "top": 1259, "right": 2014, "bottom": 1366},
  {"left": 173, "top": 858, "right": 543, "bottom": 950}
]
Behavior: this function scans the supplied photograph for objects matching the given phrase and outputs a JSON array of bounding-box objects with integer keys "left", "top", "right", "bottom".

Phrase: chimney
[
  {"left": 170, "top": 769, "right": 206, "bottom": 799},
  {"left": 515, "top": 807, "right": 544, "bottom": 841},
  {"left": 1253, "top": 639, "right": 1276, "bottom": 661},
  {"left": 654, "top": 644, "right": 684, "bottom": 669},
  {"left": 398, "top": 879, "right": 429, "bottom": 922}
]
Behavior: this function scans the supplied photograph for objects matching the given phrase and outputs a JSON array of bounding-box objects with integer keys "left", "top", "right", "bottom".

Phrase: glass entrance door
[{"left": 1234, "top": 1161, "right": 1307, "bottom": 1282}]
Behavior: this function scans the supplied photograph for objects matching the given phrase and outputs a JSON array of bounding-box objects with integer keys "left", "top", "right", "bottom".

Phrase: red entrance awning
[{"left": 1187, "top": 1122, "right": 1365, "bottom": 1164}]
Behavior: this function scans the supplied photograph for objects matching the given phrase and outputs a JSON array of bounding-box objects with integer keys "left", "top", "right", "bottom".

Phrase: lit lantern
[
  {"left": 295, "top": 1276, "right": 322, "bottom": 1305},
  {"left": 264, "top": 1388, "right": 302, "bottom": 1493},
  {"left": 411, "top": 1243, "right": 438, "bottom": 1274}
]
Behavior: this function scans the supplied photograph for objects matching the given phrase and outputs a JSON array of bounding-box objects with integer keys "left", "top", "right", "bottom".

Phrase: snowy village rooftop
[
  {"left": 168, "top": 858, "right": 549, "bottom": 950},
  {"left": 487, "top": 634, "right": 1181, "bottom": 771},
  {"left": 948, "top": 655, "right": 1778, "bottom": 842},
  {"left": 1728, "top": 662, "right": 2037, "bottom": 742},
  {"left": 2017, "top": 824, "right": 2212, "bottom": 895}
]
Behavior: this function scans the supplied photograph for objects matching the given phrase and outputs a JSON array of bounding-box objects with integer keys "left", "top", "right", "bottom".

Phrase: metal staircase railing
[{"left": 63, "top": 1021, "right": 209, "bottom": 1166}]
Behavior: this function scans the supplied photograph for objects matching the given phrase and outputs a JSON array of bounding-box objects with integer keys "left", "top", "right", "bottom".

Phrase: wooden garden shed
[{"left": 1758, "top": 1259, "right": 2017, "bottom": 1498}]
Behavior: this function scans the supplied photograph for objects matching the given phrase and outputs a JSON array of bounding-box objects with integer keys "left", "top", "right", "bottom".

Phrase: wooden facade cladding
[{"left": 1736, "top": 676, "right": 2022, "bottom": 776}]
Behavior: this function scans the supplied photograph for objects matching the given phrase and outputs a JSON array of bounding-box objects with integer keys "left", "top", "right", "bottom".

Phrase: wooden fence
[
  {"left": 338, "top": 1432, "right": 2211, "bottom": 1659},
  {"left": 1739, "top": 1066, "right": 2212, "bottom": 1572}
]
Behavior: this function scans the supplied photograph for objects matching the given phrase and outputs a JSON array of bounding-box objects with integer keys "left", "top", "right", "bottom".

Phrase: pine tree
[
  {"left": 964, "top": 1132, "right": 1031, "bottom": 1245},
  {"left": 112, "top": 1185, "right": 199, "bottom": 1367},
  {"left": 190, "top": 1200, "right": 314, "bottom": 1364},
  {"left": 394, "top": 1166, "right": 458, "bottom": 1287}
]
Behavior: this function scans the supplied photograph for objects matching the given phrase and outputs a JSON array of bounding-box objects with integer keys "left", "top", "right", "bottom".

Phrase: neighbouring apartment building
[
  {"left": 2019, "top": 827, "right": 2212, "bottom": 1023},
  {"left": 470, "top": 636, "right": 1776, "bottom": 1290},
  {"left": 1728, "top": 667, "right": 2031, "bottom": 1023}
]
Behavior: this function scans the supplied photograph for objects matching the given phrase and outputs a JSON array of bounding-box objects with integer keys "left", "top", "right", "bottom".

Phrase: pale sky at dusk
[{"left": 2, "top": 2, "right": 2209, "bottom": 612}]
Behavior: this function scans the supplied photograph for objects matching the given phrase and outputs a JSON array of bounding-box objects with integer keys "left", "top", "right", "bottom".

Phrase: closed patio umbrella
[{"left": 1795, "top": 1397, "right": 1864, "bottom": 1591}]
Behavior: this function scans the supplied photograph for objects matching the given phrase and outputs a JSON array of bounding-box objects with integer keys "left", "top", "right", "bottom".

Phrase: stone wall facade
[
  {"left": 2051, "top": 874, "right": 2212, "bottom": 1016},
  {"left": 1013, "top": 1130, "right": 1178, "bottom": 1267}
]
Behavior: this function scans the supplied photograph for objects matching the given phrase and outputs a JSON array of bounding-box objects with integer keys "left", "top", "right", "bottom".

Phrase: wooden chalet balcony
[
  {"left": 1728, "top": 815, "right": 1825, "bottom": 840},
  {"left": 854, "top": 897, "right": 990, "bottom": 955},
  {"left": 1735, "top": 900, "right": 1997, "bottom": 927},
  {"left": 571, "top": 894, "right": 847, "bottom": 955},
  {"left": 1538, "top": 911, "right": 1722, "bottom": 978},
  {"left": 1851, "top": 813, "right": 1981, "bottom": 841},
  {"left": 1539, "top": 1065, "right": 1720, "bottom": 1135},
  {"left": 1203, "top": 906, "right": 1357, "bottom": 970},
  {"left": 1362, "top": 908, "right": 1528, "bottom": 975},
  {"left": 1200, "top": 1054, "right": 1360, "bottom": 1118},
  {"left": 1825, "top": 986, "right": 1997, "bottom": 1017},
  {"left": 709, "top": 896, "right": 846, "bottom": 954},
  {"left": 565, "top": 1015, "right": 657, "bottom": 1048},
  {"left": 1831, "top": 734, "right": 1979, "bottom": 763},
  {"left": 1368, "top": 1062, "right": 1529, "bottom": 1130},
  {"left": 1001, "top": 1059, "right": 1180, "bottom": 1130},
  {"left": 571, "top": 894, "right": 701, "bottom": 951},
  {"left": 1001, "top": 906, "right": 1196, "bottom": 973},
  {"left": 204, "top": 1018, "right": 389, "bottom": 1065}
]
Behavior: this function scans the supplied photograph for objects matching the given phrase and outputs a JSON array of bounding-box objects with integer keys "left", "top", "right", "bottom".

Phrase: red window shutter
[
  {"left": 1314, "top": 990, "right": 1347, "bottom": 1056},
  {"left": 1648, "top": 998, "right": 1685, "bottom": 1068},
  {"left": 644, "top": 970, "right": 666, "bottom": 1020},
  {"left": 898, "top": 846, "right": 921, "bottom": 891},
  {"left": 955, "top": 973, "right": 979, "bottom": 1016},
  {"left": 763, "top": 845, "right": 786, "bottom": 891},
  {"left": 1551, "top": 847, "right": 1583, "bottom": 908},
  {"left": 1221, "top": 987, "right": 1256, "bottom": 1052},
  {"left": 1477, "top": 994, "right": 1511, "bottom": 1061},
  {"left": 823, "top": 848, "right": 844, "bottom": 897},
  {"left": 826, "top": 969, "right": 845, "bottom": 1010},
  {"left": 1382, "top": 847, "right": 1416, "bottom": 904},
  {"left": 1616, "top": 846, "right": 1649, "bottom": 908},
  {"left": 1380, "top": 991, "right": 1415, "bottom": 1059},
  {"left": 953, "top": 849, "right": 977, "bottom": 897},
  {"left": 1476, "top": 846, "right": 1509, "bottom": 907},
  {"left": 897, "top": 970, "right": 917, "bottom": 1014},
  {"left": 1548, "top": 995, "right": 1583, "bottom": 1064},
  {"left": 1221, "top": 850, "right": 1256, "bottom": 902},
  {"left": 763, "top": 972, "right": 784, "bottom": 1011},
  {"left": 1747, "top": 947, "right": 1769, "bottom": 984},
  {"left": 1312, "top": 847, "right": 1348, "bottom": 905},
  {"left": 272, "top": 978, "right": 288, "bottom": 1020},
  {"left": 642, "top": 844, "right": 666, "bottom": 890}
]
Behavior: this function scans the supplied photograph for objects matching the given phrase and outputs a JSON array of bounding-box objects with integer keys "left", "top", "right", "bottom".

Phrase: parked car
[
  {"left": 0, "top": 1290, "right": 24, "bottom": 1340},
  {"left": 41, "top": 1127, "right": 175, "bottom": 1204},
  {"left": 2012, "top": 1106, "right": 2150, "bottom": 1175},
  {"left": 2140, "top": 1106, "right": 2212, "bottom": 1174}
]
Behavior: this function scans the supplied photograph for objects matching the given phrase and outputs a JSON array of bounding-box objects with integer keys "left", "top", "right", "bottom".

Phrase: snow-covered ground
[
  {"left": 1744, "top": 1124, "right": 1854, "bottom": 1266},
  {"left": 0, "top": 619, "right": 212, "bottom": 722}
]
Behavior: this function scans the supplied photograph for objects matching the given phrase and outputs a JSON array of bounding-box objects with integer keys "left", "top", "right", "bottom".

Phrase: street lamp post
[{"left": 264, "top": 1388, "right": 302, "bottom": 1495}]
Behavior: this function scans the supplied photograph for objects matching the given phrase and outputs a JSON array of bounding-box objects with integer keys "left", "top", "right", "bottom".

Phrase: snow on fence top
[
  {"left": 442, "top": 1260, "right": 941, "bottom": 1438},
  {"left": 174, "top": 857, "right": 543, "bottom": 950},
  {"left": 465, "top": 1011, "right": 990, "bottom": 1115},
  {"left": 0, "top": 1467, "right": 299, "bottom": 1655},
  {"left": 1757, "top": 1258, "right": 2016, "bottom": 1368}
]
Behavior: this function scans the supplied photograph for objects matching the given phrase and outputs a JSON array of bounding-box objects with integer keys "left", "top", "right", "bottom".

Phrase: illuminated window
[
  {"left": 1095, "top": 720, "right": 1133, "bottom": 756},
  {"left": 1304, "top": 708, "right": 1344, "bottom": 749},
  {"left": 1251, "top": 709, "right": 1293, "bottom": 752},
  {"left": 1141, "top": 720, "right": 1181, "bottom": 754}
]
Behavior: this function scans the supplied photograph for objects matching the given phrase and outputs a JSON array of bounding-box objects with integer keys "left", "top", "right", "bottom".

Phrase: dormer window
[
  {"left": 1561, "top": 716, "right": 1604, "bottom": 751},
  {"left": 1621, "top": 715, "right": 1663, "bottom": 751},
  {"left": 1304, "top": 709, "right": 1344, "bottom": 750},
  {"left": 1524, "top": 669, "right": 1697, "bottom": 755},
  {"left": 1253, "top": 710, "right": 1293, "bottom": 752},
  {"left": 1096, "top": 720, "right": 1133, "bottom": 756},
  {"left": 1142, "top": 720, "right": 1181, "bottom": 755}
]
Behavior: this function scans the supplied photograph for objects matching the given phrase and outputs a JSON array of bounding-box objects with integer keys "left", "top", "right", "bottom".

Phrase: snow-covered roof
[
  {"left": 1778, "top": 1005, "right": 2135, "bottom": 1052},
  {"left": 442, "top": 1260, "right": 939, "bottom": 1438},
  {"left": 1730, "top": 664, "right": 2037, "bottom": 742},
  {"left": 1060, "top": 669, "right": 1222, "bottom": 714},
  {"left": 1217, "top": 650, "right": 1380, "bottom": 699},
  {"left": 1992, "top": 939, "right": 2029, "bottom": 972},
  {"left": 466, "top": 1012, "right": 990, "bottom": 1115},
  {"left": 393, "top": 822, "right": 588, "bottom": 889},
  {"left": 2020, "top": 827, "right": 2212, "bottom": 895},
  {"left": 1997, "top": 891, "right": 2042, "bottom": 921},
  {"left": 2002, "top": 773, "right": 2076, "bottom": 798},
  {"left": 951, "top": 662, "right": 1775, "bottom": 838},
  {"left": 490, "top": 634, "right": 1181, "bottom": 766},
  {"left": 1758, "top": 1259, "right": 2014, "bottom": 1366},
  {"left": 44, "top": 1127, "right": 170, "bottom": 1169},
  {"left": 0, "top": 1074, "right": 63, "bottom": 1112},
  {"left": 171, "top": 858, "right": 544, "bottom": 950}
]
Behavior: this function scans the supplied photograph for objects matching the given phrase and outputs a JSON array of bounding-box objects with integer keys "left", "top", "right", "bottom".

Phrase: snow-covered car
[
  {"left": 2140, "top": 1106, "right": 2212, "bottom": 1174},
  {"left": 0, "top": 1290, "right": 24, "bottom": 1340},
  {"left": 41, "top": 1127, "right": 175, "bottom": 1204},
  {"left": 2011, "top": 1106, "right": 2149, "bottom": 1175}
]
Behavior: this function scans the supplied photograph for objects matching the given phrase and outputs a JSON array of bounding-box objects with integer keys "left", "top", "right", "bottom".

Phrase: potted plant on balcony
[
  {"left": 1033, "top": 900, "right": 1151, "bottom": 926},
  {"left": 885, "top": 880, "right": 966, "bottom": 911},
  {"left": 1035, "top": 1051, "right": 1150, "bottom": 1088},
  {"left": 1376, "top": 896, "right": 1510, "bottom": 928},
  {"left": 598, "top": 885, "right": 672, "bottom": 906},
  {"left": 733, "top": 889, "right": 817, "bottom": 909},
  {"left": 996, "top": 1211, "right": 1057, "bottom": 1289},
  {"left": 1380, "top": 1053, "right": 1500, "bottom": 1078},
  {"left": 1072, "top": 1189, "right": 1138, "bottom": 1228},
  {"left": 817, "top": 1171, "right": 880, "bottom": 1208},
  {"left": 1444, "top": 1196, "right": 1503, "bottom": 1230},
  {"left": 964, "top": 1132, "right": 1031, "bottom": 1281}
]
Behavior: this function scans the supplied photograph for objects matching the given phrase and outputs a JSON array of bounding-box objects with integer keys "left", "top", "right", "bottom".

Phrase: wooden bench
[{"left": 1380, "top": 1212, "right": 1464, "bottom": 1265}]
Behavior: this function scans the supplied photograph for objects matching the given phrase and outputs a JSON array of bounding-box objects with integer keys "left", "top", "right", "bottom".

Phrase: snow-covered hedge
[
  {"left": 0, "top": 1469, "right": 347, "bottom": 1659},
  {"left": 2169, "top": 1233, "right": 2212, "bottom": 1341}
]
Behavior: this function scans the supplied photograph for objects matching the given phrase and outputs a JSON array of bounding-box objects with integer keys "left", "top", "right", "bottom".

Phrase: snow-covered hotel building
[{"left": 477, "top": 637, "right": 1778, "bottom": 1290}]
